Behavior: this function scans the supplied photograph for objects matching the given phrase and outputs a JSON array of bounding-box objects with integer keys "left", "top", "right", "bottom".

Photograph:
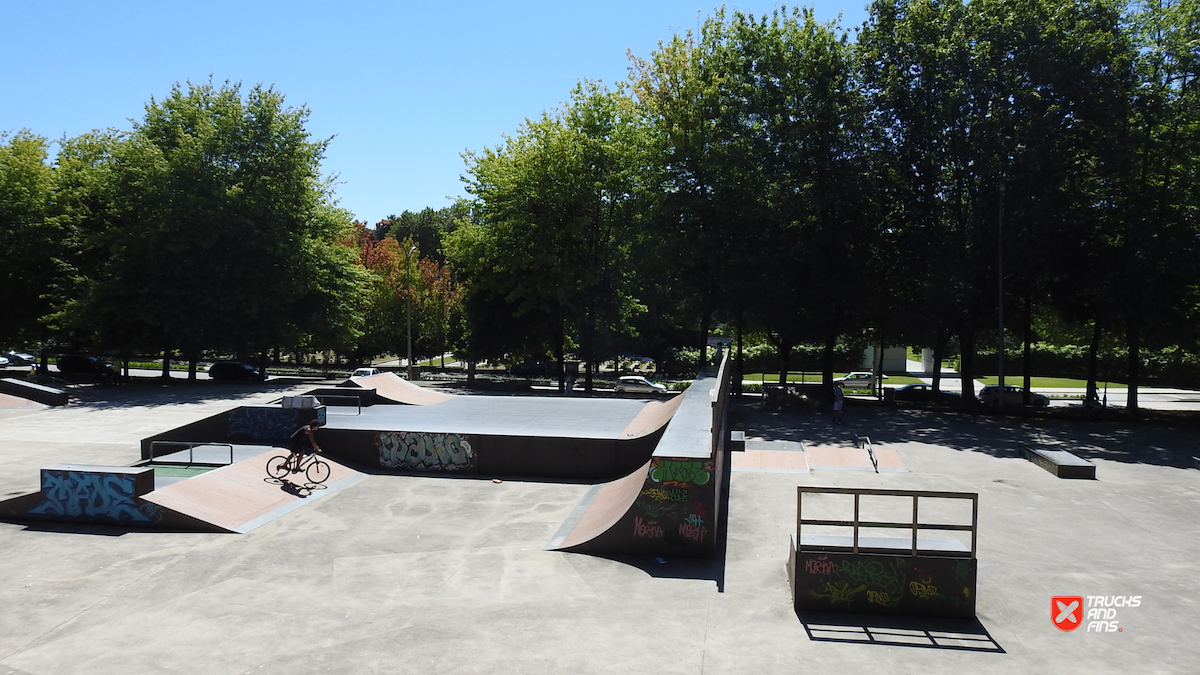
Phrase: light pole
[{"left": 405, "top": 245, "right": 417, "bottom": 381}]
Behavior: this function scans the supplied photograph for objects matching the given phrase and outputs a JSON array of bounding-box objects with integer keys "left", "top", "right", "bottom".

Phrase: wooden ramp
[{"left": 142, "top": 450, "right": 364, "bottom": 533}]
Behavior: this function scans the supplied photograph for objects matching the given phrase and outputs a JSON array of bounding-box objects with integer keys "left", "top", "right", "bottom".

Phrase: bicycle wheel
[
  {"left": 266, "top": 454, "right": 291, "bottom": 480},
  {"left": 307, "top": 457, "right": 331, "bottom": 484}
]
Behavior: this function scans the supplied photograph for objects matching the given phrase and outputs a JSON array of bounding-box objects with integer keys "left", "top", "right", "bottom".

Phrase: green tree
[
  {"left": 74, "top": 80, "right": 368, "bottom": 373},
  {"left": 0, "top": 130, "right": 69, "bottom": 347}
]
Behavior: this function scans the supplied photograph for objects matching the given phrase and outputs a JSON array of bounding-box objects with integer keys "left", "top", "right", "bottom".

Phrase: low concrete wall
[{"left": 0, "top": 378, "right": 68, "bottom": 406}]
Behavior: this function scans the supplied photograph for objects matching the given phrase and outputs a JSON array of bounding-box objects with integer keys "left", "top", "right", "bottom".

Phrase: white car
[
  {"left": 352, "top": 367, "right": 383, "bottom": 377},
  {"left": 614, "top": 376, "right": 667, "bottom": 394},
  {"left": 834, "top": 372, "right": 886, "bottom": 390}
]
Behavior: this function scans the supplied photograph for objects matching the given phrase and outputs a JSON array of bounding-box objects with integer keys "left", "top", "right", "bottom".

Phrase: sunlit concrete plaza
[{"left": 0, "top": 381, "right": 1196, "bottom": 675}]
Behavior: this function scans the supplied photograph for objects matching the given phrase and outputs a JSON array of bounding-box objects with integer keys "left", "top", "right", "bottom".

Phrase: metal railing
[
  {"left": 853, "top": 432, "right": 879, "bottom": 473},
  {"left": 149, "top": 441, "right": 234, "bottom": 465},
  {"left": 796, "top": 486, "right": 978, "bottom": 558}
]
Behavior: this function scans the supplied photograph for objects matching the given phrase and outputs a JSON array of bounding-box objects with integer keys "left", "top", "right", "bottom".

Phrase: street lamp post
[{"left": 405, "top": 245, "right": 416, "bottom": 381}]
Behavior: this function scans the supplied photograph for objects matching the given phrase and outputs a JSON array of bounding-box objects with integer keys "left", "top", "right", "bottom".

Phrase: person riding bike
[{"left": 285, "top": 420, "right": 323, "bottom": 472}]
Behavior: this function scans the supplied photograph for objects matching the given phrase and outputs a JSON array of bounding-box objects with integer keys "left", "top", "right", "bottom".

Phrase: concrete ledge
[
  {"left": 0, "top": 378, "right": 68, "bottom": 406},
  {"left": 1021, "top": 443, "right": 1096, "bottom": 479}
]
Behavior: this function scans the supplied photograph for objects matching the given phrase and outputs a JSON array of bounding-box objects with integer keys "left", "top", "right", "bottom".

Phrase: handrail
[
  {"left": 149, "top": 440, "right": 234, "bottom": 465},
  {"left": 796, "top": 486, "right": 978, "bottom": 558},
  {"left": 853, "top": 432, "right": 879, "bottom": 473}
]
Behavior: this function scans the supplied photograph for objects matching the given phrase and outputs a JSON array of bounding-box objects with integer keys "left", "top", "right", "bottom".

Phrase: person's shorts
[
  {"left": 290, "top": 443, "right": 313, "bottom": 455},
  {"left": 833, "top": 401, "right": 844, "bottom": 412}
]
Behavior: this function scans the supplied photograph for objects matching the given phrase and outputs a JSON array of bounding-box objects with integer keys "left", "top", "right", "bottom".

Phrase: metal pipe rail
[
  {"left": 149, "top": 440, "right": 234, "bottom": 465},
  {"left": 796, "top": 486, "right": 978, "bottom": 558},
  {"left": 853, "top": 432, "right": 879, "bottom": 473}
]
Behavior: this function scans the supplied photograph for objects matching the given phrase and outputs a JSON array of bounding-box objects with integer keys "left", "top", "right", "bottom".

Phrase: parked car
[
  {"left": 56, "top": 354, "right": 116, "bottom": 376},
  {"left": 207, "top": 361, "right": 267, "bottom": 381},
  {"left": 510, "top": 360, "right": 554, "bottom": 377},
  {"left": 5, "top": 350, "right": 36, "bottom": 366},
  {"left": 892, "top": 384, "right": 962, "bottom": 403},
  {"left": 352, "top": 367, "right": 383, "bottom": 377},
  {"left": 834, "top": 371, "right": 887, "bottom": 390},
  {"left": 0, "top": 355, "right": 9, "bottom": 367},
  {"left": 978, "top": 384, "right": 1049, "bottom": 407},
  {"left": 614, "top": 375, "right": 668, "bottom": 395}
]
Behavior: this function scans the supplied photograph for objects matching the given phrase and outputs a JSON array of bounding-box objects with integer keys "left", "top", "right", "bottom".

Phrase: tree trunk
[
  {"left": 959, "top": 329, "right": 976, "bottom": 402},
  {"left": 1126, "top": 318, "right": 1140, "bottom": 411},
  {"left": 697, "top": 310, "right": 711, "bottom": 375},
  {"left": 161, "top": 349, "right": 171, "bottom": 380},
  {"left": 1022, "top": 293, "right": 1033, "bottom": 406},
  {"left": 187, "top": 347, "right": 198, "bottom": 381},
  {"left": 931, "top": 328, "right": 944, "bottom": 393}
]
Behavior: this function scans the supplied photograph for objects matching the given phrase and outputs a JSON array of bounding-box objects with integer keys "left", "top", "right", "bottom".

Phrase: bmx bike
[{"left": 266, "top": 451, "right": 331, "bottom": 484}]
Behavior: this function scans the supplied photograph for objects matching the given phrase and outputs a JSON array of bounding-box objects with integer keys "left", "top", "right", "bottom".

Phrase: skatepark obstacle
[
  {"left": 787, "top": 486, "right": 979, "bottom": 619},
  {"left": 1020, "top": 442, "right": 1097, "bottom": 479}
]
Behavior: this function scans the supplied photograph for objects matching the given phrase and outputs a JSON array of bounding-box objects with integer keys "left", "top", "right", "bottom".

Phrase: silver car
[{"left": 614, "top": 376, "right": 667, "bottom": 394}]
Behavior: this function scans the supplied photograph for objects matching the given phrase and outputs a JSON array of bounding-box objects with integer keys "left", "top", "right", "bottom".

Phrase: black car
[
  {"left": 892, "top": 383, "right": 962, "bottom": 403},
  {"left": 207, "top": 361, "right": 267, "bottom": 381},
  {"left": 509, "top": 360, "right": 555, "bottom": 377},
  {"left": 56, "top": 354, "right": 116, "bottom": 376}
]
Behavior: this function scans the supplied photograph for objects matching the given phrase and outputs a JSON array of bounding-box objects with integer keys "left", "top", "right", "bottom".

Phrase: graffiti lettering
[
  {"left": 804, "top": 558, "right": 838, "bottom": 576},
  {"left": 633, "top": 516, "right": 664, "bottom": 539},
  {"left": 377, "top": 431, "right": 474, "bottom": 471},
  {"left": 28, "top": 471, "right": 160, "bottom": 525},
  {"left": 640, "top": 488, "right": 691, "bottom": 503},
  {"left": 838, "top": 559, "right": 906, "bottom": 597},
  {"left": 812, "top": 582, "right": 865, "bottom": 607},
  {"left": 650, "top": 459, "right": 711, "bottom": 487},
  {"left": 866, "top": 590, "right": 897, "bottom": 607},
  {"left": 678, "top": 522, "right": 708, "bottom": 543},
  {"left": 684, "top": 513, "right": 704, "bottom": 527},
  {"left": 229, "top": 408, "right": 298, "bottom": 442},
  {"left": 635, "top": 500, "right": 661, "bottom": 517},
  {"left": 909, "top": 581, "right": 940, "bottom": 599}
]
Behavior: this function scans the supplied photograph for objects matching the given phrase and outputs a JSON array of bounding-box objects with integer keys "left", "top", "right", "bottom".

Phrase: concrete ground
[{"left": 0, "top": 382, "right": 1197, "bottom": 674}]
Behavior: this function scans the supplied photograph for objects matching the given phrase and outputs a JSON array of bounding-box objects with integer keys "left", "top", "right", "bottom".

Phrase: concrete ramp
[
  {"left": 348, "top": 372, "right": 455, "bottom": 405},
  {"left": 142, "top": 450, "right": 364, "bottom": 533},
  {"left": 548, "top": 366, "right": 730, "bottom": 559}
]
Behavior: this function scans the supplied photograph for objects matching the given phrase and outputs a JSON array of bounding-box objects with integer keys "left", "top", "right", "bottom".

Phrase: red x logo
[{"left": 1053, "top": 596, "right": 1084, "bottom": 632}]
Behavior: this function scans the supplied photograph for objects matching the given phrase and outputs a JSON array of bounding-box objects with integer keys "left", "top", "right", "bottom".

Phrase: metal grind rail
[
  {"left": 150, "top": 440, "right": 235, "bottom": 465},
  {"left": 853, "top": 432, "right": 879, "bottom": 473},
  {"left": 796, "top": 486, "right": 978, "bottom": 558}
]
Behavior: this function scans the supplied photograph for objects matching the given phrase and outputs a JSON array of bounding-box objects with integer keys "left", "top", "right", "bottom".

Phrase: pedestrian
[{"left": 832, "top": 382, "right": 845, "bottom": 425}]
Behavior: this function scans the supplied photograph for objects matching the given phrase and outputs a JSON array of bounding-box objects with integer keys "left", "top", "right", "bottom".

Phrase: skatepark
[{"left": 0, "top": 368, "right": 1196, "bottom": 674}]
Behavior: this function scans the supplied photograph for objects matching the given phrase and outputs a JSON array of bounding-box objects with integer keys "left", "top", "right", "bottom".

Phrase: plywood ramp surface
[
  {"left": 619, "top": 394, "right": 685, "bottom": 439},
  {"left": 351, "top": 372, "right": 456, "bottom": 405},
  {"left": 548, "top": 459, "right": 652, "bottom": 550},
  {"left": 142, "top": 450, "right": 361, "bottom": 533}
]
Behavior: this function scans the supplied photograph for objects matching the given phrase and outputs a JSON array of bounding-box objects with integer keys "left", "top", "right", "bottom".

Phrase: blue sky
[{"left": 2, "top": 1, "right": 868, "bottom": 226}]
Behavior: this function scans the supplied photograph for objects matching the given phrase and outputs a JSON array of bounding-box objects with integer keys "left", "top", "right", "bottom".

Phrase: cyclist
[{"left": 285, "top": 420, "right": 323, "bottom": 472}]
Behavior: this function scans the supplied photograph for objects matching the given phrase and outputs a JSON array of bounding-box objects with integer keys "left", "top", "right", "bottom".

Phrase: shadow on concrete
[
  {"left": 732, "top": 401, "right": 1200, "bottom": 470},
  {"left": 796, "top": 611, "right": 1005, "bottom": 653},
  {"left": 64, "top": 378, "right": 322, "bottom": 410}
]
